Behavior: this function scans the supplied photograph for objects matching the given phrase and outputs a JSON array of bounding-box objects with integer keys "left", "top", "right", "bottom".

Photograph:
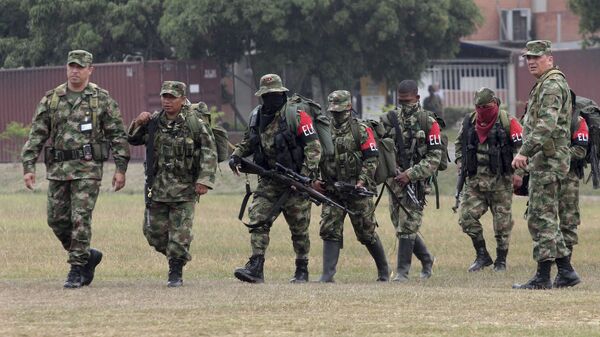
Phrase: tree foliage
[{"left": 570, "top": 0, "right": 600, "bottom": 46}]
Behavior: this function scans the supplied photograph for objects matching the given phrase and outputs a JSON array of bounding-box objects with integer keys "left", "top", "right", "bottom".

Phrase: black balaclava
[{"left": 259, "top": 92, "right": 287, "bottom": 131}]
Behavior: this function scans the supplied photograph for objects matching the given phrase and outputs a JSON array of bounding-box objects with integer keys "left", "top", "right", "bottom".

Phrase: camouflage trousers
[
  {"left": 387, "top": 181, "right": 422, "bottom": 239},
  {"left": 320, "top": 195, "right": 379, "bottom": 247},
  {"left": 458, "top": 182, "right": 514, "bottom": 250},
  {"left": 143, "top": 201, "right": 195, "bottom": 262},
  {"left": 527, "top": 171, "right": 570, "bottom": 262},
  {"left": 558, "top": 171, "right": 581, "bottom": 247},
  {"left": 247, "top": 178, "right": 311, "bottom": 258},
  {"left": 47, "top": 179, "right": 101, "bottom": 266}
]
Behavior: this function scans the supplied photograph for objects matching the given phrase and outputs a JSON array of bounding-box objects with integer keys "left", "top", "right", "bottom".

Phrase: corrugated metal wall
[{"left": 0, "top": 59, "right": 221, "bottom": 162}]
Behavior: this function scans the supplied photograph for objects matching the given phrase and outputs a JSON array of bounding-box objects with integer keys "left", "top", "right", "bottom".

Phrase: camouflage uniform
[
  {"left": 232, "top": 74, "right": 321, "bottom": 283},
  {"left": 513, "top": 40, "right": 580, "bottom": 289},
  {"left": 455, "top": 88, "right": 523, "bottom": 272},
  {"left": 127, "top": 82, "right": 217, "bottom": 263},
  {"left": 21, "top": 50, "right": 130, "bottom": 273},
  {"left": 318, "top": 90, "right": 389, "bottom": 282},
  {"left": 380, "top": 85, "right": 441, "bottom": 282}
]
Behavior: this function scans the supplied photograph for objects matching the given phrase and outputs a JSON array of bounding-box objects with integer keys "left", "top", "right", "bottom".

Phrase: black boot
[
  {"left": 81, "top": 248, "right": 103, "bottom": 286},
  {"left": 468, "top": 238, "right": 493, "bottom": 272},
  {"left": 512, "top": 260, "right": 553, "bottom": 289},
  {"left": 413, "top": 236, "right": 434, "bottom": 279},
  {"left": 234, "top": 254, "right": 265, "bottom": 283},
  {"left": 365, "top": 237, "right": 390, "bottom": 282},
  {"left": 554, "top": 255, "right": 581, "bottom": 288},
  {"left": 392, "top": 237, "right": 415, "bottom": 282},
  {"left": 290, "top": 258, "right": 309, "bottom": 283},
  {"left": 167, "top": 258, "right": 185, "bottom": 287},
  {"left": 64, "top": 265, "right": 83, "bottom": 289},
  {"left": 493, "top": 248, "right": 508, "bottom": 272},
  {"left": 319, "top": 240, "right": 341, "bottom": 283}
]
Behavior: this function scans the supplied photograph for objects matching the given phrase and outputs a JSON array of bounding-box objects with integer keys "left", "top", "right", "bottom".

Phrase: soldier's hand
[
  {"left": 195, "top": 183, "right": 209, "bottom": 195},
  {"left": 312, "top": 180, "right": 325, "bottom": 193},
  {"left": 134, "top": 111, "right": 152, "bottom": 127},
  {"left": 394, "top": 170, "right": 410, "bottom": 187},
  {"left": 228, "top": 155, "right": 242, "bottom": 176},
  {"left": 512, "top": 174, "right": 523, "bottom": 190},
  {"left": 456, "top": 161, "right": 462, "bottom": 174},
  {"left": 356, "top": 180, "right": 365, "bottom": 188},
  {"left": 112, "top": 172, "right": 126, "bottom": 191},
  {"left": 512, "top": 154, "right": 528, "bottom": 170},
  {"left": 24, "top": 173, "right": 35, "bottom": 190}
]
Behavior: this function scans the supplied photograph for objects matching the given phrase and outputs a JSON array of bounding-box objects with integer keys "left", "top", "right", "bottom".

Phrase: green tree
[
  {"left": 570, "top": 0, "right": 600, "bottom": 46},
  {"left": 0, "top": 121, "right": 31, "bottom": 162}
]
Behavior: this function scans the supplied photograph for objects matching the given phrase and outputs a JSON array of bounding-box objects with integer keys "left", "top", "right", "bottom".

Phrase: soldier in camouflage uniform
[
  {"left": 556, "top": 110, "right": 589, "bottom": 286},
  {"left": 229, "top": 74, "right": 322, "bottom": 283},
  {"left": 21, "top": 50, "right": 130, "bottom": 288},
  {"left": 380, "top": 80, "right": 440, "bottom": 282},
  {"left": 512, "top": 40, "right": 581, "bottom": 289},
  {"left": 316, "top": 90, "right": 390, "bottom": 282},
  {"left": 455, "top": 88, "right": 523, "bottom": 272},
  {"left": 127, "top": 81, "right": 217, "bottom": 287}
]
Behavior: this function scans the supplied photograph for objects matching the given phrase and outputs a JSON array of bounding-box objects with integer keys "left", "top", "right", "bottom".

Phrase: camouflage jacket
[
  {"left": 21, "top": 82, "right": 130, "bottom": 180},
  {"left": 455, "top": 110, "right": 523, "bottom": 191},
  {"left": 321, "top": 118, "right": 379, "bottom": 191},
  {"left": 127, "top": 105, "right": 217, "bottom": 202},
  {"left": 233, "top": 103, "right": 322, "bottom": 177},
  {"left": 520, "top": 67, "right": 572, "bottom": 178}
]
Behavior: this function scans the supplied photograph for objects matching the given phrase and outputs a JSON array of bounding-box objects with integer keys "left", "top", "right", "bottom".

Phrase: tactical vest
[
  {"left": 247, "top": 104, "right": 304, "bottom": 172},
  {"left": 462, "top": 111, "right": 514, "bottom": 177},
  {"left": 326, "top": 118, "right": 364, "bottom": 183}
]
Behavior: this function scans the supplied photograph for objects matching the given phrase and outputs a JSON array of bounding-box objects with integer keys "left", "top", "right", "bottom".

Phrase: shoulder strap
[
  {"left": 144, "top": 115, "right": 159, "bottom": 205},
  {"left": 418, "top": 110, "right": 431, "bottom": 134},
  {"left": 498, "top": 110, "right": 510, "bottom": 135},
  {"left": 388, "top": 110, "right": 409, "bottom": 169},
  {"left": 349, "top": 118, "right": 362, "bottom": 150}
]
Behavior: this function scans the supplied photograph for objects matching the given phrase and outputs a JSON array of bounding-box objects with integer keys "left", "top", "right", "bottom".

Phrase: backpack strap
[
  {"left": 498, "top": 110, "right": 511, "bottom": 136},
  {"left": 349, "top": 118, "right": 362, "bottom": 151}
]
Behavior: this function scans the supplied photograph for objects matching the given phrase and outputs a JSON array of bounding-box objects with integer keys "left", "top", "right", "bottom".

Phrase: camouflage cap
[
  {"left": 160, "top": 81, "right": 186, "bottom": 97},
  {"left": 67, "top": 50, "right": 93, "bottom": 67},
  {"left": 474, "top": 87, "right": 497, "bottom": 106},
  {"left": 254, "top": 74, "right": 289, "bottom": 96},
  {"left": 327, "top": 90, "right": 352, "bottom": 112},
  {"left": 522, "top": 40, "right": 552, "bottom": 57}
]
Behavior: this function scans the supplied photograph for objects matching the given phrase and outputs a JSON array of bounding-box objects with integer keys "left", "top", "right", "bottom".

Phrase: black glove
[{"left": 229, "top": 155, "right": 241, "bottom": 173}]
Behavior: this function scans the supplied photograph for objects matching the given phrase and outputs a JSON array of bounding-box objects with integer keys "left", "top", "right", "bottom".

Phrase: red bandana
[{"left": 475, "top": 105, "right": 499, "bottom": 143}]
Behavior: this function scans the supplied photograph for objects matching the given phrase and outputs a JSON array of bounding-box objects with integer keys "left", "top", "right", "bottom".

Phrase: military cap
[
  {"left": 327, "top": 90, "right": 352, "bottom": 112},
  {"left": 160, "top": 81, "right": 186, "bottom": 97},
  {"left": 522, "top": 40, "right": 552, "bottom": 57},
  {"left": 67, "top": 50, "right": 93, "bottom": 67},
  {"left": 254, "top": 74, "right": 289, "bottom": 97},
  {"left": 474, "top": 87, "right": 497, "bottom": 106}
]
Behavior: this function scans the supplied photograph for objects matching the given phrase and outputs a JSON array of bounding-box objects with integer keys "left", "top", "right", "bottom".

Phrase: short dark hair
[{"left": 398, "top": 80, "right": 418, "bottom": 95}]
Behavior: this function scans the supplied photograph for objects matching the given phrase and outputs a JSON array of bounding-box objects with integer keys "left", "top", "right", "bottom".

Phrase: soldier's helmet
[
  {"left": 254, "top": 74, "right": 289, "bottom": 97},
  {"left": 474, "top": 87, "right": 498, "bottom": 106},
  {"left": 160, "top": 81, "right": 186, "bottom": 97},
  {"left": 327, "top": 90, "right": 352, "bottom": 112},
  {"left": 522, "top": 40, "right": 552, "bottom": 57},
  {"left": 67, "top": 50, "right": 93, "bottom": 67}
]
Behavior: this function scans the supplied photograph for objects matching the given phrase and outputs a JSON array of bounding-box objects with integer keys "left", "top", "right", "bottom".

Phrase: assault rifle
[
  {"left": 587, "top": 127, "right": 600, "bottom": 189},
  {"left": 452, "top": 165, "right": 466, "bottom": 213},
  {"left": 238, "top": 158, "right": 356, "bottom": 215},
  {"left": 405, "top": 183, "right": 424, "bottom": 211},
  {"left": 332, "top": 181, "right": 376, "bottom": 198}
]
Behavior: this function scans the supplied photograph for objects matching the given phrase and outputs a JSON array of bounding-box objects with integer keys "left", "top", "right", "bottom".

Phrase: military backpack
[
  {"left": 190, "top": 102, "right": 230, "bottom": 163},
  {"left": 573, "top": 96, "right": 600, "bottom": 188}
]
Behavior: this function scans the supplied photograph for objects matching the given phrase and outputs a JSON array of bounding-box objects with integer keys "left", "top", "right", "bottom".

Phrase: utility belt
[{"left": 44, "top": 143, "right": 109, "bottom": 164}]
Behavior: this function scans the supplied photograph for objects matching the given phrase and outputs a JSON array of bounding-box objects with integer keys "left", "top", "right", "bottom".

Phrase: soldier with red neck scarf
[{"left": 455, "top": 88, "right": 523, "bottom": 273}]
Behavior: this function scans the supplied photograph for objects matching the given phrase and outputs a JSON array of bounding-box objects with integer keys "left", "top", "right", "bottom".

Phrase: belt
[{"left": 49, "top": 144, "right": 93, "bottom": 162}]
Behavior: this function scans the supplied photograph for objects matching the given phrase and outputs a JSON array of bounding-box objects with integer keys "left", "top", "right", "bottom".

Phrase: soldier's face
[
  {"left": 526, "top": 54, "right": 553, "bottom": 78},
  {"left": 67, "top": 63, "right": 93, "bottom": 86},
  {"left": 397, "top": 92, "right": 419, "bottom": 105},
  {"left": 161, "top": 94, "right": 186, "bottom": 115}
]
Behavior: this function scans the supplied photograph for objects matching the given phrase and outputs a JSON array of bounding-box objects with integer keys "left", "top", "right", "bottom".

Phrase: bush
[
  {"left": 443, "top": 106, "right": 472, "bottom": 129},
  {"left": 0, "top": 121, "right": 30, "bottom": 162}
]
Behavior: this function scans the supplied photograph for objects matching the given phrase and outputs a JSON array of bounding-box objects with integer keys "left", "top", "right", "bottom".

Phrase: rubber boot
[
  {"left": 468, "top": 238, "right": 493, "bottom": 272},
  {"left": 413, "top": 235, "right": 434, "bottom": 279},
  {"left": 512, "top": 260, "right": 553, "bottom": 289},
  {"left": 365, "top": 237, "right": 390, "bottom": 282},
  {"left": 319, "top": 240, "right": 341, "bottom": 283},
  {"left": 493, "top": 248, "right": 508, "bottom": 272},
  {"left": 290, "top": 258, "right": 309, "bottom": 283},
  {"left": 554, "top": 254, "right": 581, "bottom": 288},
  {"left": 63, "top": 265, "right": 83, "bottom": 289},
  {"left": 167, "top": 258, "right": 184, "bottom": 287},
  {"left": 234, "top": 254, "right": 265, "bottom": 283},
  {"left": 392, "top": 237, "right": 415, "bottom": 282},
  {"left": 81, "top": 248, "right": 103, "bottom": 286}
]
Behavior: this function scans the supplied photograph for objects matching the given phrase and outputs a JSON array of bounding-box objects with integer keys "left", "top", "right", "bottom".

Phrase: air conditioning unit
[{"left": 500, "top": 8, "right": 531, "bottom": 42}]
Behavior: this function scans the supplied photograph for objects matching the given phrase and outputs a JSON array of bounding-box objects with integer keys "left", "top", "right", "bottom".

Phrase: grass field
[{"left": 1, "top": 163, "right": 600, "bottom": 337}]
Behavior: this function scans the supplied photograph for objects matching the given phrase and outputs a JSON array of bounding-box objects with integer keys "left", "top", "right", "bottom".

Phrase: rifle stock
[{"left": 452, "top": 167, "right": 466, "bottom": 213}]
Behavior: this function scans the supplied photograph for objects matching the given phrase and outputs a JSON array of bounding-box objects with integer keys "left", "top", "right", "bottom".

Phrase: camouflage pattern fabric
[
  {"left": 558, "top": 171, "right": 580, "bottom": 247},
  {"left": 520, "top": 67, "right": 572, "bottom": 261},
  {"left": 458, "top": 182, "right": 514, "bottom": 250},
  {"left": 320, "top": 196, "right": 379, "bottom": 245},
  {"left": 47, "top": 179, "right": 101, "bottom": 266},
  {"left": 143, "top": 201, "right": 195, "bottom": 262},
  {"left": 22, "top": 82, "right": 130, "bottom": 179},
  {"left": 247, "top": 178, "right": 312, "bottom": 257}
]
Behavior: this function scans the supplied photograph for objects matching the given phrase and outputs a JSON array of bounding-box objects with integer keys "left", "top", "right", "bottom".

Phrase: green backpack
[
  {"left": 574, "top": 96, "right": 600, "bottom": 188},
  {"left": 190, "top": 102, "right": 230, "bottom": 163},
  {"left": 349, "top": 119, "right": 397, "bottom": 185}
]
